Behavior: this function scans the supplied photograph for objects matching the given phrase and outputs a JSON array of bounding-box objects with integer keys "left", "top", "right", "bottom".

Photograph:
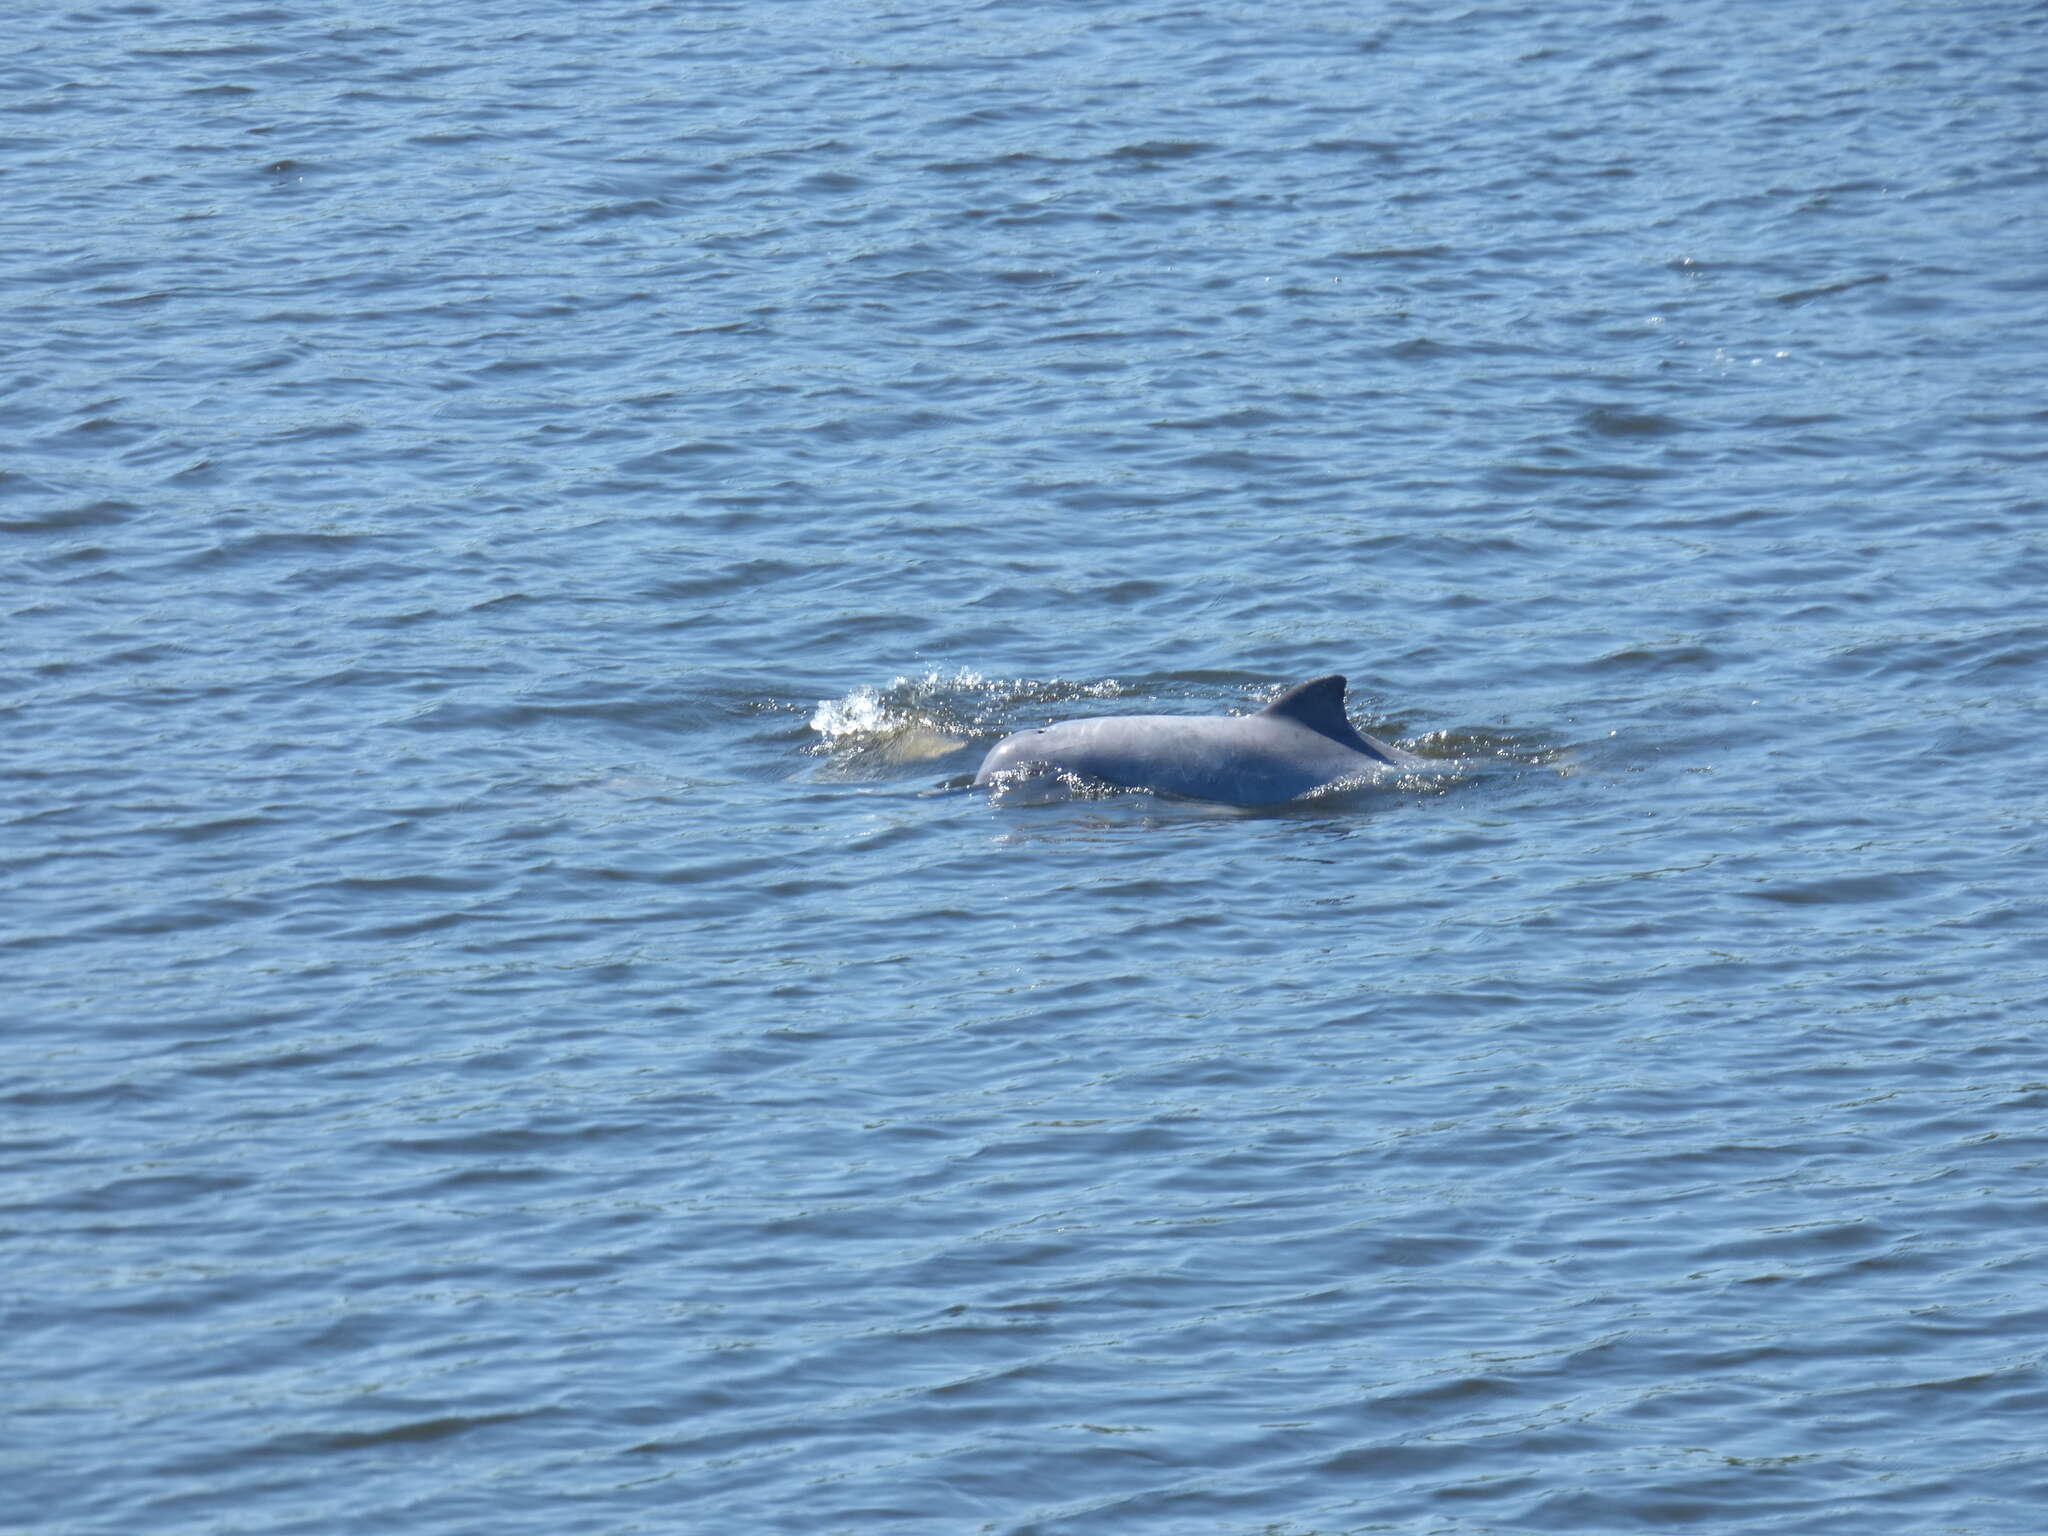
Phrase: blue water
[{"left": 7, "top": 2, "right": 2048, "bottom": 1531}]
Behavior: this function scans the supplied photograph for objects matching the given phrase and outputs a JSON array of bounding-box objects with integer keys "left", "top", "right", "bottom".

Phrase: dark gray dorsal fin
[{"left": 1259, "top": 675, "right": 1377, "bottom": 754}]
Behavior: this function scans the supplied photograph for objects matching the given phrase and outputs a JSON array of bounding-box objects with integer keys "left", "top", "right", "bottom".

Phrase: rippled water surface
[{"left": 7, "top": 2, "right": 2048, "bottom": 1532}]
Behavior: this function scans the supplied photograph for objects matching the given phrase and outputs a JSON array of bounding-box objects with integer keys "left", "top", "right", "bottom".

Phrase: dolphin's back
[{"left": 974, "top": 676, "right": 1417, "bottom": 806}]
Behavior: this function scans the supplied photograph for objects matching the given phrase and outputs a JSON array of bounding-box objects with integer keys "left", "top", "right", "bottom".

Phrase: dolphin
[{"left": 973, "top": 675, "right": 1423, "bottom": 806}]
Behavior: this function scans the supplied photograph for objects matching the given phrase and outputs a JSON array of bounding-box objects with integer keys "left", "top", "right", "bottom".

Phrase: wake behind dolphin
[{"left": 973, "top": 675, "right": 1423, "bottom": 807}]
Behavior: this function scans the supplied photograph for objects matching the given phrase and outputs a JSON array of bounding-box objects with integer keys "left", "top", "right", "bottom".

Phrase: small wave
[
  {"left": 806, "top": 672, "right": 1125, "bottom": 779},
  {"left": 807, "top": 671, "right": 982, "bottom": 776}
]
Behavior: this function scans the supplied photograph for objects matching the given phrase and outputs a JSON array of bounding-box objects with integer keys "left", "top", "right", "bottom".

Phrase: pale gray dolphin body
[{"left": 973, "top": 675, "right": 1422, "bottom": 806}]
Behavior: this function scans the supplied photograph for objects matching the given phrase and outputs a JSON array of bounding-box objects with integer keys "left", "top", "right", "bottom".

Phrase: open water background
[{"left": 7, "top": 2, "right": 2048, "bottom": 1531}]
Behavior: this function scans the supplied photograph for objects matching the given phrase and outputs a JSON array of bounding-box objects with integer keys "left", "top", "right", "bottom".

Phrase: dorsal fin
[{"left": 1259, "top": 675, "right": 1378, "bottom": 754}]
